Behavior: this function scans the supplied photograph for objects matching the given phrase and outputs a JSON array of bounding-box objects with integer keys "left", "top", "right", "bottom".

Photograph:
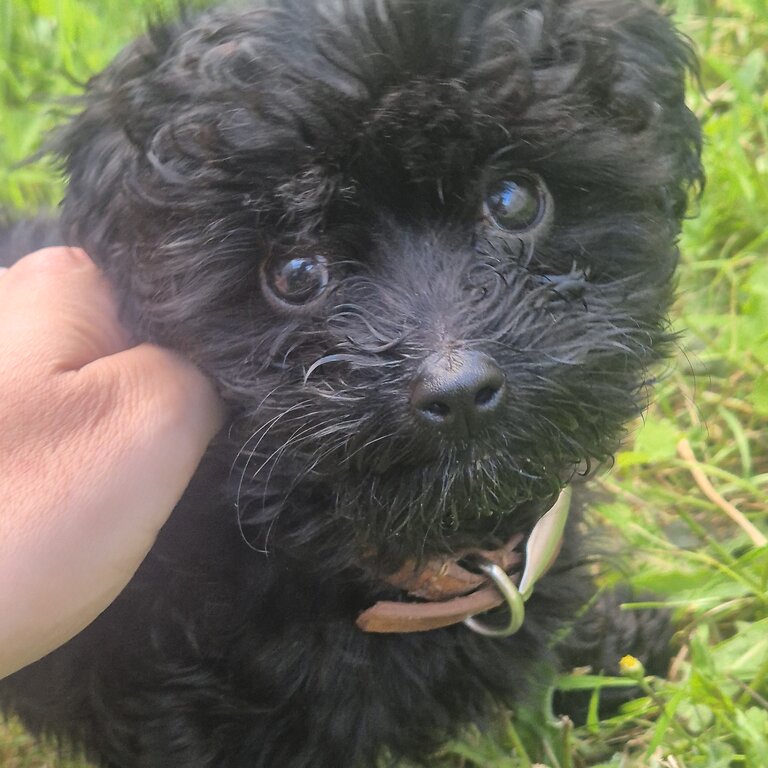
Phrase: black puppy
[{"left": 0, "top": 0, "right": 701, "bottom": 765}]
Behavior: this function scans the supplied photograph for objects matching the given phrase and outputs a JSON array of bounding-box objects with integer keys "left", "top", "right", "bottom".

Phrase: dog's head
[{"left": 53, "top": 0, "right": 701, "bottom": 571}]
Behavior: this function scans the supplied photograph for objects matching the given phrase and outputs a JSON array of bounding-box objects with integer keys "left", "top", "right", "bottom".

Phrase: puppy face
[{"left": 54, "top": 0, "right": 701, "bottom": 570}]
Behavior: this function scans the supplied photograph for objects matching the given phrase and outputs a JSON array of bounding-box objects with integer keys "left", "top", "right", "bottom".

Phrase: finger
[{"left": 0, "top": 247, "right": 132, "bottom": 370}]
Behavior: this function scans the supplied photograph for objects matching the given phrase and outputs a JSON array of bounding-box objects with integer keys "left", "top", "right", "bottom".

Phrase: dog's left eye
[
  {"left": 264, "top": 253, "right": 330, "bottom": 306},
  {"left": 484, "top": 174, "right": 546, "bottom": 232}
]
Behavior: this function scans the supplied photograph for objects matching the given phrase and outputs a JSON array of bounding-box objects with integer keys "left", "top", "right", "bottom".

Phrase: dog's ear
[
  {"left": 49, "top": 19, "right": 191, "bottom": 254},
  {"left": 461, "top": 0, "right": 702, "bottom": 226},
  {"left": 566, "top": 0, "right": 704, "bottom": 220},
  {"left": 49, "top": 7, "right": 319, "bottom": 259}
]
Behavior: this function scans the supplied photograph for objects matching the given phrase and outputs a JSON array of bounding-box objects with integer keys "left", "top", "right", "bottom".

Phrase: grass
[{"left": 1, "top": 0, "right": 767, "bottom": 766}]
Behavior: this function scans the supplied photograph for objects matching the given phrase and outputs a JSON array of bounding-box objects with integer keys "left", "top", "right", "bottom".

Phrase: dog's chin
[
  {"left": 240, "top": 431, "right": 573, "bottom": 573},
  {"left": 332, "top": 454, "right": 567, "bottom": 571},
  {"left": 363, "top": 441, "right": 524, "bottom": 476}
]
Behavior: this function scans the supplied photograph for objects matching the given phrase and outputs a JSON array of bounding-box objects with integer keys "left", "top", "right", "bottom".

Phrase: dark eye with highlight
[
  {"left": 263, "top": 253, "right": 330, "bottom": 306},
  {"left": 484, "top": 174, "right": 546, "bottom": 232}
]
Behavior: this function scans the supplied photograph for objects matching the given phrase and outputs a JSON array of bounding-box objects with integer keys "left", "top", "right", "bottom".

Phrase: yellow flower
[{"left": 619, "top": 654, "right": 645, "bottom": 678}]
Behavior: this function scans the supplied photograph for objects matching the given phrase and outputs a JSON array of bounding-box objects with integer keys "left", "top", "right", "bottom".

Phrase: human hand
[{"left": 0, "top": 247, "right": 224, "bottom": 678}]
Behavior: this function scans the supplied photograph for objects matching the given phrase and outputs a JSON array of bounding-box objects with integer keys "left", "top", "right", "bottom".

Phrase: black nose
[{"left": 411, "top": 351, "right": 505, "bottom": 436}]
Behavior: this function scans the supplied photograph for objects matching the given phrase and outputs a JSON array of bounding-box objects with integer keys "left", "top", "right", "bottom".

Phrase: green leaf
[
  {"left": 711, "top": 618, "right": 768, "bottom": 681},
  {"left": 619, "top": 418, "right": 681, "bottom": 466}
]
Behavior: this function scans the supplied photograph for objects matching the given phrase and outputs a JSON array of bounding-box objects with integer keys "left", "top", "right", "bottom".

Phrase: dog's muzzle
[{"left": 356, "top": 487, "right": 572, "bottom": 637}]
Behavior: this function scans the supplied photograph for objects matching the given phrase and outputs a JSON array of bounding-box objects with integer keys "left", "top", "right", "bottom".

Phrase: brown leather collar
[
  {"left": 356, "top": 534, "right": 525, "bottom": 633},
  {"left": 356, "top": 487, "right": 572, "bottom": 635}
]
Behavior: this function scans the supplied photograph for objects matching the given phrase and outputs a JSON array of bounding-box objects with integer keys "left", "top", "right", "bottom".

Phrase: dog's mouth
[
  {"left": 356, "top": 487, "right": 572, "bottom": 637},
  {"left": 334, "top": 444, "right": 569, "bottom": 558}
]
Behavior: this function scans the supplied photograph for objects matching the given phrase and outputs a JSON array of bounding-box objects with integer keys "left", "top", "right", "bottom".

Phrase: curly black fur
[{"left": 0, "top": 1, "right": 701, "bottom": 766}]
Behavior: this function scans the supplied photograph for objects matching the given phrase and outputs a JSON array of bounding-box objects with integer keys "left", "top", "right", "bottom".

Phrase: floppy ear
[
  {"left": 48, "top": 22, "right": 184, "bottom": 262},
  {"left": 463, "top": 0, "right": 702, "bottom": 228},
  {"left": 572, "top": 0, "right": 704, "bottom": 220}
]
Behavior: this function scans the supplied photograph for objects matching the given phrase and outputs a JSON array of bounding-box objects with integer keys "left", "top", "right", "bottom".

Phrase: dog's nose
[{"left": 411, "top": 351, "right": 505, "bottom": 436}]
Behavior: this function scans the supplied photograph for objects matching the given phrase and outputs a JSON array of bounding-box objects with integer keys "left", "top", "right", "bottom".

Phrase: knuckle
[{"left": 19, "top": 247, "right": 93, "bottom": 276}]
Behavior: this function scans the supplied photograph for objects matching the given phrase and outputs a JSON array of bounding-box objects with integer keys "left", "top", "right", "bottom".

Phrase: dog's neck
[{"left": 356, "top": 487, "right": 571, "bottom": 636}]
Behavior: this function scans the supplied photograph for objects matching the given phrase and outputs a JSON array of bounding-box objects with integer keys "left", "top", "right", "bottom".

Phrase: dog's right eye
[
  {"left": 263, "top": 253, "right": 330, "bottom": 307},
  {"left": 483, "top": 173, "right": 547, "bottom": 233}
]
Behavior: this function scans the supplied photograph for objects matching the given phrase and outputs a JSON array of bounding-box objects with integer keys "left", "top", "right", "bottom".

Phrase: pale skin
[{"left": 0, "top": 247, "right": 224, "bottom": 679}]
